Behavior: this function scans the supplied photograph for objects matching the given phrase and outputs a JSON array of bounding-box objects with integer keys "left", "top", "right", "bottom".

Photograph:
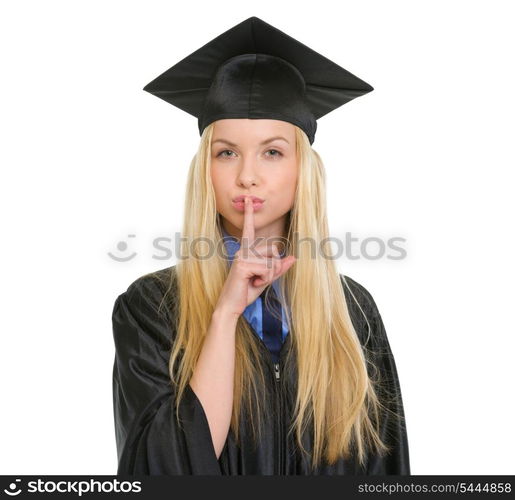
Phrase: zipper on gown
[
  {"left": 274, "top": 361, "right": 283, "bottom": 474},
  {"left": 243, "top": 317, "right": 289, "bottom": 474}
]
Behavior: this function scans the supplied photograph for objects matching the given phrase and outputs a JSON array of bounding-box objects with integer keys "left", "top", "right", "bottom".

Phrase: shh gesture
[{"left": 216, "top": 196, "right": 296, "bottom": 318}]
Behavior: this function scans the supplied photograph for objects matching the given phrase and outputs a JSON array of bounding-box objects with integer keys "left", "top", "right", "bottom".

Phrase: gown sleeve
[
  {"left": 342, "top": 275, "right": 411, "bottom": 475},
  {"left": 111, "top": 274, "right": 222, "bottom": 475}
]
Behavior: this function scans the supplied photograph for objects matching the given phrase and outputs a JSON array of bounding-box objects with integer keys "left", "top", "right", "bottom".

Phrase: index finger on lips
[{"left": 241, "top": 196, "right": 255, "bottom": 252}]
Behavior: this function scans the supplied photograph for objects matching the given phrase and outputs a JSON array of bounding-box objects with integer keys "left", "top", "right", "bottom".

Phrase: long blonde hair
[{"left": 159, "top": 122, "right": 398, "bottom": 470}]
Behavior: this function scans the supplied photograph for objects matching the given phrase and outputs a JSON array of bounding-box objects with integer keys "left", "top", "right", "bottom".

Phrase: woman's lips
[{"left": 231, "top": 199, "right": 264, "bottom": 212}]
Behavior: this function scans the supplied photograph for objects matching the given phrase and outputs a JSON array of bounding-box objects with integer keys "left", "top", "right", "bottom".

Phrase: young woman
[{"left": 112, "top": 17, "right": 410, "bottom": 475}]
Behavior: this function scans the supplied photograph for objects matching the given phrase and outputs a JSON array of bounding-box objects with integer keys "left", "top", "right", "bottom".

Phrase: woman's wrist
[{"left": 212, "top": 305, "right": 240, "bottom": 327}]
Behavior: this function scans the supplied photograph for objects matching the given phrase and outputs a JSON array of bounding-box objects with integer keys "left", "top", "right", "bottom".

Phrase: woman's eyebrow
[{"left": 212, "top": 136, "right": 290, "bottom": 147}]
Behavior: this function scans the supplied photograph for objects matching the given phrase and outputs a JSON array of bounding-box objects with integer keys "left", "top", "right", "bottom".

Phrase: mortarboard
[{"left": 143, "top": 16, "right": 373, "bottom": 145}]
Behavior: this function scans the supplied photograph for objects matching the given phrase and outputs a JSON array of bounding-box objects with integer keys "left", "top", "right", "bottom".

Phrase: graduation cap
[{"left": 143, "top": 16, "right": 373, "bottom": 145}]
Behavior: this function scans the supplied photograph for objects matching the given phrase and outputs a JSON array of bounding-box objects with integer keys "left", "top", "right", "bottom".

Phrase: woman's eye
[
  {"left": 265, "top": 149, "right": 282, "bottom": 158},
  {"left": 217, "top": 149, "right": 235, "bottom": 158}
]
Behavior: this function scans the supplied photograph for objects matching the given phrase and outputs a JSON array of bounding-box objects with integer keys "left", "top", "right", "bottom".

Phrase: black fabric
[
  {"left": 112, "top": 266, "right": 410, "bottom": 475},
  {"left": 142, "top": 16, "right": 374, "bottom": 144},
  {"left": 260, "top": 286, "right": 284, "bottom": 364}
]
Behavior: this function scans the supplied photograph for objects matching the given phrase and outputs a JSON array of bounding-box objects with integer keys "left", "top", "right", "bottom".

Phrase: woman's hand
[{"left": 215, "top": 196, "right": 296, "bottom": 318}]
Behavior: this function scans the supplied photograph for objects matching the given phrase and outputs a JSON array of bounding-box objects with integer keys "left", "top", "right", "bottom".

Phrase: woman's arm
[
  {"left": 189, "top": 307, "right": 239, "bottom": 459},
  {"left": 190, "top": 198, "right": 296, "bottom": 459}
]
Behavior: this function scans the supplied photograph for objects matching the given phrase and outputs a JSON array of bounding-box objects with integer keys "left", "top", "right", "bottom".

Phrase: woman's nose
[{"left": 237, "top": 158, "right": 258, "bottom": 186}]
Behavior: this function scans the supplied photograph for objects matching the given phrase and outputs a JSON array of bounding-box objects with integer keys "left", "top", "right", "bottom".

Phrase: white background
[{"left": 1, "top": 0, "right": 513, "bottom": 475}]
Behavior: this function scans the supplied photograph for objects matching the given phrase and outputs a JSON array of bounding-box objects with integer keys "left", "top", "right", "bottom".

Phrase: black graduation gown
[{"left": 112, "top": 266, "right": 410, "bottom": 475}]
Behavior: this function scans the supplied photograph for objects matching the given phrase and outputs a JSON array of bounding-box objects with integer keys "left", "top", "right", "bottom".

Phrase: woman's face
[{"left": 210, "top": 119, "right": 298, "bottom": 239}]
